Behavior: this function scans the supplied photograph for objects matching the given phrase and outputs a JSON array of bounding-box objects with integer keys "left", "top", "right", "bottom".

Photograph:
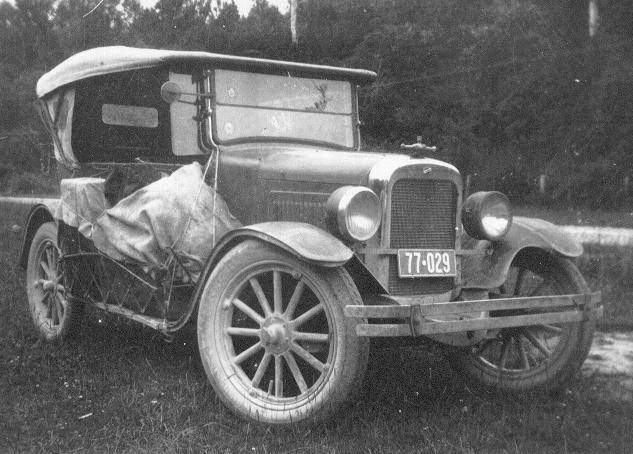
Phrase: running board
[{"left": 91, "top": 301, "right": 168, "bottom": 332}]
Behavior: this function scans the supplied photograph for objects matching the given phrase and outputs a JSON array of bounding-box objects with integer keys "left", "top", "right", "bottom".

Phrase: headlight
[
  {"left": 462, "top": 191, "right": 512, "bottom": 241},
  {"left": 326, "top": 186, "right": 381, "bottom": 242}
]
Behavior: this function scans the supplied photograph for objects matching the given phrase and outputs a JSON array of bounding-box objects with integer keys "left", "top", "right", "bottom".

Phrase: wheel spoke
[
  {"left": 476, "top": 338, "right": 495, "bottom": 355},
  {"left": 249, "top": 278, "right": 272, "bottom": 317},
  {"left": 528, "top": 279, "right": 549, "bottom": 297},
  {"left": 291, "top": 342, "right": 324, "bottom": 372},
  {"left": 292, "top": 303, "right": 323, "bottom": 328},
  {"left": 226, "top": 327, "right": 260, "bottom": 337},
  {"left": 273, "top": 271, "right": 283, "bottom": 314},
  {"left": 44, "top": 293, "right": 53, "bottom": 319},
  {"left": 283, "top": 352, "right": 307, "bottom": 393},
  {"left": 499, "top": 336, "right": 511, "bottom": 369},
  {"left": 251, "top": 352, "right": 272, "bottom": 388},
  {"left": 517, "top": 336, "right": 530, "bottom": 370},
  {"left": 521, "top": 328, "right": 551, "bottom": 357},
  {"left": 294, "top": 331, "right": 329, "bottom": 342},
  {"left": 231, "top": 298, "right": 264, "bottom": 326},
  {"left": 513, "top": 268, "right": 527, "bottom": 295},
  {"left": 40, "top": 261, "right": 52, "bottom": 278},
  {"left": 539, "top": 324, "right": 563, "bottom": 335},
  {"left": 50, "top": 295, "right": 59, "bottom": 325},
  {"left": 283, "top": 280, "right": 305, "bottom": 318},
  {"left": 55, "top": 294, "right": 64, "bottom": 322},
  {"left": 233, "top": 341, "right": 263, "bottom": 365},
  {"left": 274, "top": 355, "right": 283, "bottom": 397},
  {"left": 46, "top": 247, "right": 57, "bottom": 277}
]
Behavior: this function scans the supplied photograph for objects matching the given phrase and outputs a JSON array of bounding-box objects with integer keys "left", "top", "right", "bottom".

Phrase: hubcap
[{"left": 260, "top": 317, "right": 291, "bottom": 354}]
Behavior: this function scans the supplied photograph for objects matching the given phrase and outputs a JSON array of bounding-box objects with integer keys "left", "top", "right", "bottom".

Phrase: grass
[{"left": 1, "top": 205, "right": 633, "bottom": 453}]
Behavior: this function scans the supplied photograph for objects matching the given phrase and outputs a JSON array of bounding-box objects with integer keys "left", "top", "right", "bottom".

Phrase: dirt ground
[{"left": 583, "top": 331, "right": 633, "bottom": 402}]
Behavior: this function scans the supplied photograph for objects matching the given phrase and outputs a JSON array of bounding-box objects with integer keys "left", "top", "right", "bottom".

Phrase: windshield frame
[{"left": 201, "top": 68, "right": 360, "bottom": 150}]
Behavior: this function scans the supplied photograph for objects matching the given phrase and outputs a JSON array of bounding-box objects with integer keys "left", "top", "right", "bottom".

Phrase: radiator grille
[{"left": 388, "top": 178, "right": 457, "bottom": 295}]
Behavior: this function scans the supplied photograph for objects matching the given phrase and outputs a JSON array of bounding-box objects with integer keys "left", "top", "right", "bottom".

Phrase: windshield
[{"left": 212, "top": 70, "right": 355, "bottom": 148}]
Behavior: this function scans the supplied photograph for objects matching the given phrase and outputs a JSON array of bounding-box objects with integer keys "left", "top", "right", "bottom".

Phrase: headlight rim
[
  {"left": 327, "top": 186, "right": 382, "bottom": 243},
  {"left": 462, "top": 191, "right": 513, "bottom": 241}
]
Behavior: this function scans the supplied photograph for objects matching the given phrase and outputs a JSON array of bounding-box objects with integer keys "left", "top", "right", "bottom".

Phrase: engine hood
[
  {"left": 257, "top": 146, "right": 412, "bottom": 185},
  {"left": 216, "top": 143, "right": 462, "bottom": 228}
]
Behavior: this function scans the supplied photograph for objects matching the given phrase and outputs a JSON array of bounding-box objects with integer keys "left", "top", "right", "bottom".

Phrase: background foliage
[{"left": 0, "top": 0, "right": 632, "bottom": 207}]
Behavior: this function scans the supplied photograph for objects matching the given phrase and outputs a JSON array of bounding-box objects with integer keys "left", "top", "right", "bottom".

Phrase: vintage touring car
[{"left": 20, "top": 46, "right": 601, "bottom": 424}]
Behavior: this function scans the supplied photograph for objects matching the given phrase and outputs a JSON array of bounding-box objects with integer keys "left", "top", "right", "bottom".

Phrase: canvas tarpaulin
[
  {"left": 55, "top": 177, "right": 108, "bottom": 238},
  {"left": 55, "top": 162, "right": 241, "bottom": 280}
]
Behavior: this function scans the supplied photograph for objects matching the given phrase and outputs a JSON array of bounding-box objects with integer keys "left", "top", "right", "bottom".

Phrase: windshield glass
[{"left": 213, "top": 69, "right": 354, "bottom": 148}]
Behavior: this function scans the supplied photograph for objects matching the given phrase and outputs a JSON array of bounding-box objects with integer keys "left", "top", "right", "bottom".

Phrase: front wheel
[
  {"left": 197, "top": 240, "right": 369, "bottom": 424},
  {"left": 451, "top": 252, "right": 595, "bottom": 392}
]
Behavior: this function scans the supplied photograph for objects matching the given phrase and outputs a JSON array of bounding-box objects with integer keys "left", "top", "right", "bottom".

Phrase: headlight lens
[
  {"left": 327, "top": 186, "right": 381, "bottom": 242},
  {"left": 462, "top": 191, "right": 512, "bottom": 241}
]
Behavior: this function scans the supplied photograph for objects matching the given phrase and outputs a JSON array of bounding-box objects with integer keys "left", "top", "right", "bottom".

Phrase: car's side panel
[{"left": 460, "top": 216, "right": 584, "bottom": 289}]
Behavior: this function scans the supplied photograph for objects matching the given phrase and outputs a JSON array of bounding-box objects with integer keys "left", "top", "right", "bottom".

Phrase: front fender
[
  {"left": 213, "top": 222, "right": 353, "bottom": 268},
  {"left": 461, "top": 216, "right": 583, "bottom": 289},
  {"left": 158, "top": 222, "right": 354, "bottom": 333}
]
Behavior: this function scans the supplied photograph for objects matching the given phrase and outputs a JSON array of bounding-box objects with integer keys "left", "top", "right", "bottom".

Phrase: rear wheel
[
  {"left": 452, "top": 252, "right": 595, "bottom": 392},
  {"left": 25, "top": 222, "right": 83, "bottom": 341},
  {"left": 197, "top": 240, "right": 369, "bottom": 424}
]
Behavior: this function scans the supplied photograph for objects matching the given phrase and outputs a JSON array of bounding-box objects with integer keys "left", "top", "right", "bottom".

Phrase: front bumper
[{"left": 344, "top": 292, "right": 602, "bottom": 337}]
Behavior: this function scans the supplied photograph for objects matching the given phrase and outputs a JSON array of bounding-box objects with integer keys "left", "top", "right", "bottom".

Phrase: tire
[
  {"left": 197, "top": 239, "right": 369, "bottom": 424},
  {"left": 451, "top": 251, "right": 595, "bottom": 392},
  {"left": 25, "top": 222, "right": 83, "bottom": 341}
]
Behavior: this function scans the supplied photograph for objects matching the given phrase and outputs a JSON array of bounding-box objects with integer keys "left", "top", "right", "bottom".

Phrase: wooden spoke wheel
[
  {"left": 452, "top": 252, "right": 595, "bottom": 392},
  {"left": 197, "top": 240, "right": 368, "bottom": 424},
  {"left": 26, "top": 222, "right": 82, "bottom": 341}
]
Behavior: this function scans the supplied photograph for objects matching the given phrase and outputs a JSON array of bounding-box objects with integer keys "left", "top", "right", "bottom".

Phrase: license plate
[{"left": 397, "top": 249, "right": 456, "bottom": 278}]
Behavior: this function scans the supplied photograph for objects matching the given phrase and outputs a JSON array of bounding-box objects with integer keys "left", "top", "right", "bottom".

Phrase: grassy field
[{"left": 1, "top": 204, "right": 633, "bottom": 453}]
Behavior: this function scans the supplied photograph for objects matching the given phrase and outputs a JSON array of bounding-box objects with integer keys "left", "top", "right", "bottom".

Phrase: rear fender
[
  {"left": 460, "top": 216, "right": 583, "bottom": 289},
  {"left": 19, "top": 202, "right": 59, "bottom": 268}
]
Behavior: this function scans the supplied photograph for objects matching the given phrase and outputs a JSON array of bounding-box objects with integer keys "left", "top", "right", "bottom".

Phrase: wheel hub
[
  {"left": 260, "top": 317, "right": 291, "bottom": 354},
  {"left": 40, "top": 278, "right": 57, "bottom": 292}
]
